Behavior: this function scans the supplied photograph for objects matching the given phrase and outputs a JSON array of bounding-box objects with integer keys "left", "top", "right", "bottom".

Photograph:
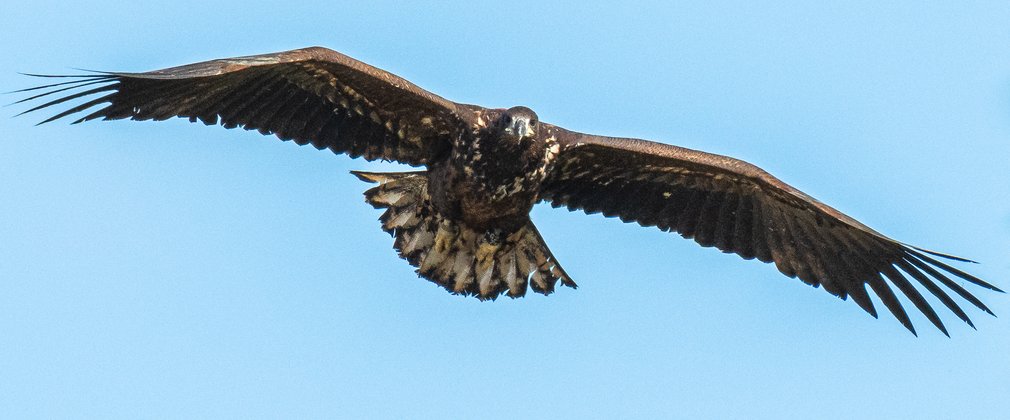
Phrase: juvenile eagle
[{"left": 15, "top": 47, "right": 1000, "bottom": 335}]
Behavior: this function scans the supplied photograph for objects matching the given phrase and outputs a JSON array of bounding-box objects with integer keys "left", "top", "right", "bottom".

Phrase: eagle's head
[{"left": 497, "top": 106, "right": 538, "bottom": 142}]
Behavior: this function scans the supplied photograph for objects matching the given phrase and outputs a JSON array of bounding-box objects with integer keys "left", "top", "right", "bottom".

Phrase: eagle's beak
[{"left": 511, "top": 117, "right": 531, "bottom": 139}]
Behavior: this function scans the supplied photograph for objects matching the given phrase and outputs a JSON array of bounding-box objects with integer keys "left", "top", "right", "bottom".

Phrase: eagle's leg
[{"left": 353, "top": 171, "right": 576, "bottom": 300}]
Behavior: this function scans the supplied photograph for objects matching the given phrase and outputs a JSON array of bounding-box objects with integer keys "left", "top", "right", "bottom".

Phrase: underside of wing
[
  {"left": 14, "top": 47, "right": 475, "bottom": 166},
  {"left": 540, "top": 128, "right": 1001, "bottom": 335}
]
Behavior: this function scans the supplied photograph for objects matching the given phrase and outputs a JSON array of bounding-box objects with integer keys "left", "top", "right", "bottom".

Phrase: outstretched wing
[
  {"left": 540, "top": 128, "right": 1001, "bottom": 335},
  {"left": 14, "top": 47, "right": 475, "bottom": 166}
]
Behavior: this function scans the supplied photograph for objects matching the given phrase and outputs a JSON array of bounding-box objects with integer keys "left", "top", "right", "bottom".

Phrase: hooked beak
[{"left": 507, "top": 117, "right": 531, "bottom": 139}]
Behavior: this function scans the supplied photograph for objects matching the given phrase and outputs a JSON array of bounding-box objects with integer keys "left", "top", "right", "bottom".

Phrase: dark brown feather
[
  {"left": 16, "top": 47, "right": 475, "bottom": 167},
  {"left": 541, "top": 128, "right": 998, "bottom": 333}
]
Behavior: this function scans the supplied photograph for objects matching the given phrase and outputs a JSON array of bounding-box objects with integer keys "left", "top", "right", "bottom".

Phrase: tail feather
[{"left": 353, "top": 170, "right": 576, "bottom": 300}]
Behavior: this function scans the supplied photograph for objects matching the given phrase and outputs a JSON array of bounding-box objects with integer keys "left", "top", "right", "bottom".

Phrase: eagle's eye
[{"left": 529, "top": 119, "right": 537, "bottom": 128}]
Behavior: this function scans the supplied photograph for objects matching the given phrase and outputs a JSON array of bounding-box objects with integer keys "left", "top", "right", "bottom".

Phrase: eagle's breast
[{"left": 431, "top": 113, "right": 559, "bottom": 232}]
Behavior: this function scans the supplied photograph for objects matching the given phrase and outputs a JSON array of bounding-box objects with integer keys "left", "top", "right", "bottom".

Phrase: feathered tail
[{"left": 353, "top": 170, "right": 576, "bottom": 300}]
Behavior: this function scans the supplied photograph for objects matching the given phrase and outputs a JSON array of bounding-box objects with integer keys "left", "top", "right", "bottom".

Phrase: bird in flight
[{"left": 13, "top": 47, "right": 1000, "bottom": 335}]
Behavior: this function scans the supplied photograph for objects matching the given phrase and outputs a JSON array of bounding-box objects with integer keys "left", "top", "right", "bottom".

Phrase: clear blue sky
[{"left": 2, "top": 1, "right": 1009, "bottom": 418}]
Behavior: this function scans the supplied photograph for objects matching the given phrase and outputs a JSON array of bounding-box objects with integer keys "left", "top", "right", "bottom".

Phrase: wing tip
[{"left": 908, "top": 245, "right": 978, "bottom": 264}]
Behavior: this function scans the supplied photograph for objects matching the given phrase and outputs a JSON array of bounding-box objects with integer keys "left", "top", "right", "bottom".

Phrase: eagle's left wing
[
  {"left": 540, "top": 127, "right": 1000, "bottom": 335},
  {"left": 14, "top": 47, "right": 474, "bottom": 166}
]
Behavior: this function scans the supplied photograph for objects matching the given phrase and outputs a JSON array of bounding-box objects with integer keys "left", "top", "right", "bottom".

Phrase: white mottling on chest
[
  {"left": 532, "top": 136, "right": 560, "bottom": 179},
  {"left": 474, "top": 111, "right": 488, "bottom": 128}
]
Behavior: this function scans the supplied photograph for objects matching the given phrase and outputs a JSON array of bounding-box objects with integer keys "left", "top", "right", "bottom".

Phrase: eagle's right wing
[{"left": 15, "top": 47, "right": 476, "bottom": 166}]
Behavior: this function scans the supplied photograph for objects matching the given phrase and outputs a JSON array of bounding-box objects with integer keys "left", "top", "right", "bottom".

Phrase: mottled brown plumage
[{"left": 14, "top": 46, "right": 1001, "bottom": 335}]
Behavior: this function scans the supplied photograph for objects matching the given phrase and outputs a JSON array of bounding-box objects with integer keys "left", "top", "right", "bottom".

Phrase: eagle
[{"left": 14, "top": 47, "right": 1000, "bottom": 335}]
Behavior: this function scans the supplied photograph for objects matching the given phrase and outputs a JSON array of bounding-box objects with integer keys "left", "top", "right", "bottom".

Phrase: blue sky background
[{"left": 2, "top": 1, "right": 1009, "bottom": 418}]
